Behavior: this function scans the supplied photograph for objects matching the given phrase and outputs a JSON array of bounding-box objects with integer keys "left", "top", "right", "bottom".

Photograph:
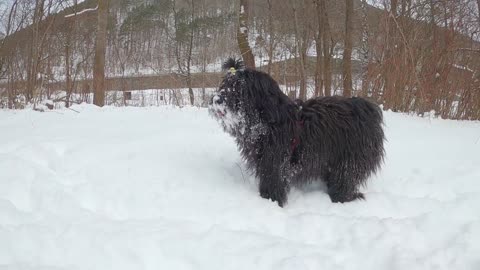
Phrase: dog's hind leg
[
  {"left": 324, "top": 166, "right": 365, "bottom": 203},
  {"left": 259, "top": 177, "right": 289, "bottom": 207},
  {"left": 327, "top": 184, "right": 365, "bottom": 203}
]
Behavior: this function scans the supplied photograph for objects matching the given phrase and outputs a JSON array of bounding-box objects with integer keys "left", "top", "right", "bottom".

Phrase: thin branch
[
  {"left": 64, "top": 6, "right": 98, "bottom": 18},
  {"left": 449, "top": 48, "right": 480, "bottom": 53}
]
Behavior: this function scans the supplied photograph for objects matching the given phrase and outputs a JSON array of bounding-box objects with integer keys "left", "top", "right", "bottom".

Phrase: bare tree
[
  {"left": 186, "top": 0, "right": 195, "bottom": 106},
  {"left": 314, "top": 0, "right": 323, "bottom": 97},
  {"left": 321, "top": 0, "right": 332, "bottom": 96},
  {"left": 291, "top": 0, "right": 311, "bottom": 100},
  {"left": 477, "top": 0, "right": 480, "bottom": 28},
  {"left": 266, "top": 0, "right": 275, "bottom": 75},
  {"left": 237, "top": 0, "right": 255, "bottom": 68},
  {"left": 93, "top": 0, "right": 108, "bottom": 107},
  {"left": 343, "top": 0, "right": 353, "bottom": 97},
  {"left": 25, "top": 0, "right": 58, "bottom": 102},
  {"left": 359, "top": 0, "right": 370, "bottom": 97},
  {"left": 0, "top": 0, "right": 25, "bottom": 108},
  {"left": 172, "top": 0, "right": 196, "bottom": 106},
  {"left": 382, "top": 0, "right": 397, "bottom": 110},
  {"left": 25, "top": 0, "right": 45, "bottom": 101}
]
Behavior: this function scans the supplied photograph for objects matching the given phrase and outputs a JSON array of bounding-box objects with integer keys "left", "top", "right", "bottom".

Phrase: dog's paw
[
  {"left": 329, "top": 192, "right": 365, "bottom": 203},
  {"left": 260, "top": 189, "right": 287, "bottom": 207}
]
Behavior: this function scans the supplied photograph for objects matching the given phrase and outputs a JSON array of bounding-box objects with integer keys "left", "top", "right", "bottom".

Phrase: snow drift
[{"left": 0, "top": 105, "right": 479, "bottom": 270}]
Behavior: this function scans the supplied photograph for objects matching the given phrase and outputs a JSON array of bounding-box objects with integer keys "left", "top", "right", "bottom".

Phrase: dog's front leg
[{"left": 257, "top": 156, "right": 289, "bottom": 207}]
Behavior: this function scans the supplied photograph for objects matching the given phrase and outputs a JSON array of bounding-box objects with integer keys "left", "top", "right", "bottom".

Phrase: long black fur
[{"left": 209, "top": 58, "right": 385, "bottom": 207}]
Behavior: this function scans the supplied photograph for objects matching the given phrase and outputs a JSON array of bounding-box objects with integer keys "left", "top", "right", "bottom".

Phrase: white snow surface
[
  {"left": 1, "top": 105, "right": 479, "bottom": 270},
  {"left": 64, "top": 6, "right": 98, "bottom": 18}
]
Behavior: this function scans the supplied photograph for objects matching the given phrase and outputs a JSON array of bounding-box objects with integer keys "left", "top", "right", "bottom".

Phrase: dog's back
[{"left": 296, "top": 96, "right": 385, "bottom": 196}]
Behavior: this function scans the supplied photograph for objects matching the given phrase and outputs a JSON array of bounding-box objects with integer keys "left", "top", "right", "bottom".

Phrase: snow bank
[{"left": 0, "top": 105, "right": 479, "bottom": 269}]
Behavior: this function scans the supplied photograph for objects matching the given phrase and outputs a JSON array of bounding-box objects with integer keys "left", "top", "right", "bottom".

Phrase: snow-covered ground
[{"left": 1, "top": 105, "right": 479, "bottom": 270}]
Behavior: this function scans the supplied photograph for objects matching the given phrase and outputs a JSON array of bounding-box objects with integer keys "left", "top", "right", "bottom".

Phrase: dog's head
[
  {"left": 209, "top": 58, "right": 247, "bottom": 135},
  {"left": 209, "top": 57, "right": 293, "bottom": 137},
  {"left": 211, "top": 58, "right": 245, "bottom": 112}
]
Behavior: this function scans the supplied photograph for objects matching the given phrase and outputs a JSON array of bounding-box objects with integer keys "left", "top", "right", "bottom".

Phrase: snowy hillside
[{"left": 1, "top": 105, "right": 479, "bottom": 270}]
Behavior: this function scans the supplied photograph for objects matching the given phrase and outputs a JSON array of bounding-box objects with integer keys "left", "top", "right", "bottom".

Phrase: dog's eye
[{"left": 218, "top": 86, "right": 237, "bottom": 96}]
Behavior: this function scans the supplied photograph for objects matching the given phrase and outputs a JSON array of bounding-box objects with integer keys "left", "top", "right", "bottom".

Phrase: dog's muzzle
[{"left": 210, "top": 94, "right": 226, "bottom": 118}]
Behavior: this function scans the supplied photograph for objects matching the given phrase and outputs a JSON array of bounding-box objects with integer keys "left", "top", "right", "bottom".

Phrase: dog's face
[{"left": 209, "top": 72, "right": 246, "bottom": 135}]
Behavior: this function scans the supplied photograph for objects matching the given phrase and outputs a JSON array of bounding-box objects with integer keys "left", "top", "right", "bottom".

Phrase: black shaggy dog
[{"left": 209, "top": 58, "right": 385, "bottom": 207}]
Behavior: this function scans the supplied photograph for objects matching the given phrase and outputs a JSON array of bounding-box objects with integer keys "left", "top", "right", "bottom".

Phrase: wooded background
[{"left": 0, "top": 0, "right": 479, "bottom": 120}]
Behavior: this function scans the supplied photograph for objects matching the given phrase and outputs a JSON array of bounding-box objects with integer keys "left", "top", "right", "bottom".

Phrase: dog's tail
[{"left": 222, "top": 58, "right": 244, "bottom": 74}]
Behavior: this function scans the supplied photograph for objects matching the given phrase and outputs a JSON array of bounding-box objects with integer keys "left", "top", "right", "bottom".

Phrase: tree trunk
[
  {"left": 65, "top": 32, "right": 71, "bottom": 107},
  {"left": 359, "top": 0, "right": 370, "bottom": 97},
  {"left": 299, "top": 46, "right": 308, "bottom": 100},
  {"left": 383, "top": 0, "right": 397, "bottom": 110},
  {"left": 292, "top": 0, "right": 307, "bottom": 100},
  {"left": 201, "top": 0, "right": 207, "bottom": 106},
  {"left": 267, "top": 0, "right": 274, "bottom": 75},
  {"left": 237, "top": 0, "right": 255, "bottom": 68},
  {"left": 26, "top": 0, "right": 45, "bottom": 101},
  {"left": 187, "top": 0, "right": 195, "bottom": 106},
  {"left": 477, "top": 0, "right": 480, "bottom": 28},
  {"left": 320, "top": 0, "right": 332, "bottom": 96},
  {"left": 343, "top": 0, "right": 353, "bottom": 97},
  {"left": 314, "top": 0, "right": 323, "bottom": 97},
  {"left": 4, "top": 1, "right": 18, "bottom": 108},
  {"left": 93, "top": 0, "right": 108, "bottom": 107},
  {"left": 64, "top": 11, "right": 76, "bottom": 108}
]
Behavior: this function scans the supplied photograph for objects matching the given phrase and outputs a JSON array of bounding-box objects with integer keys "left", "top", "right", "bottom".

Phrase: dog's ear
[
  {"left": 222, "top": 58, "right": 244, "bottom": 74},
  {"left": 260, "top": 107, "right": 279, "bottom": 125},
  {"left": 260, "top": 102, "right": 286, "bottom": 125}
]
